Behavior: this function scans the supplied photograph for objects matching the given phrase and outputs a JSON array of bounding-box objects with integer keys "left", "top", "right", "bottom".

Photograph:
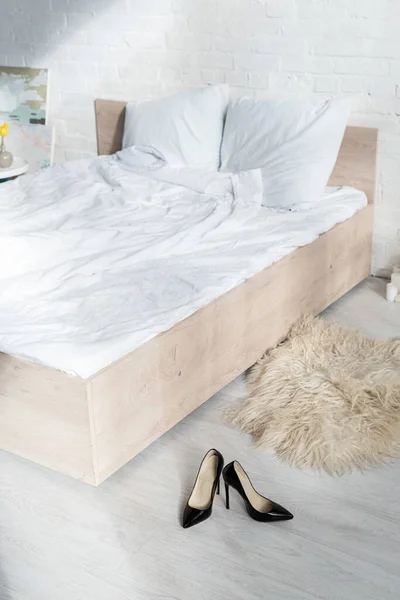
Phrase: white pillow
[
  {"left": 220, "top": 96, "right": 351, "bottom": 209},
  {"left": 123, "top": 85, "right": 229, "bottom": 170}
]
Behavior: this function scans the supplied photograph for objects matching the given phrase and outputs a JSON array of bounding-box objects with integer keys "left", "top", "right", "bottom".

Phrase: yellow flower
[{"left": 0, "top": 122, "right": 9, "bottom": 138}]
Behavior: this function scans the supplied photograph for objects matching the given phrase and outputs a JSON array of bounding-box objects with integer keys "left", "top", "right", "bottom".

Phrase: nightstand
[{"left": 0, "top": 157, "right": 29, "bottom": 182}]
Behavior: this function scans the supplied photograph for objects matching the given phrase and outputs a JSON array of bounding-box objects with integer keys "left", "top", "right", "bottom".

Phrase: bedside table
[{"left": 0, "top": 157, "right": 29, "bottom": 182}]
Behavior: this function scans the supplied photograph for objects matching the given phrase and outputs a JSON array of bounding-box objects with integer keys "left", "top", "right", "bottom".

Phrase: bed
[{"left": 0, "top": 99, "right": 378, "bottom": 485}]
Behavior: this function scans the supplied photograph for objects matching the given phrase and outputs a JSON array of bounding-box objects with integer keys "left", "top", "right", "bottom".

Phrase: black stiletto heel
[
  {"left": 222, "top": 461, "right": 293, "bottom": 522},
  {"left": 225, "top": 482, "right": 230, "bottom": 509},
  {"left": 182, "top": 449, "right": 224, "bottom": 529}
]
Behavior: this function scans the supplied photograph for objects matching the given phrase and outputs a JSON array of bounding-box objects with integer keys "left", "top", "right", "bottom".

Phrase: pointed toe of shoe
[
  {"left": 182, "top": 505, "right": 210, "bottom": 529},
  {"left": 270, "top": 502, "right": 293, "bottom": 521},
  {"left": 182, "top": 517, "right": 193, "bottom": 529}
]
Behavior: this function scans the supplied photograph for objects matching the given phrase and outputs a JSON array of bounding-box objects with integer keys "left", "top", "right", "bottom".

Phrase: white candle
[
  {"left": 386, "top": 282, "right": 398, "bottom": 302},
  {"left": 395, "top": 294, "right": 400, "bottom": 303}
]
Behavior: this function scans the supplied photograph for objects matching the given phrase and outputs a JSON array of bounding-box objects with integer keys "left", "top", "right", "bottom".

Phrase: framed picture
[{"left": 0, "top": 67, "right": 49, "bottom": 125}]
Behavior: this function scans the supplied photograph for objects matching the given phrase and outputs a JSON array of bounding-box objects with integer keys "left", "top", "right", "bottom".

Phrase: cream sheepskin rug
[{"left": 229, "top": 316, "right": 400, "bottom": 475}]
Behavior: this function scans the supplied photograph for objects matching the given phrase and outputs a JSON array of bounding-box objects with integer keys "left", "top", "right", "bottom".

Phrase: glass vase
[{"left": 0, "top": 139, "right": 13, "bottom": 168}]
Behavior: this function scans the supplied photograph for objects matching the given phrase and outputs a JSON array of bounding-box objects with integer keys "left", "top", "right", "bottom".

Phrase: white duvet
[{"left": 0, "top": 148, "right": 367, "bottom": 377}]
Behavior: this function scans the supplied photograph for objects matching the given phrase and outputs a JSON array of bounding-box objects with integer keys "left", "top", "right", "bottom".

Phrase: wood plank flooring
[{"left": 1, "top": 277, "right": 400, "bottom": 600}]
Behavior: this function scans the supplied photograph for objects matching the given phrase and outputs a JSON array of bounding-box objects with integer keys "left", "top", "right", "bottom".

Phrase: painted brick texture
[{"left": 1, "top": 0, "right": 400, "bottom": 275}]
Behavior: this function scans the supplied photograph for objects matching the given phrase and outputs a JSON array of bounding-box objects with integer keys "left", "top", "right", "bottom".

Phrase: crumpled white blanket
[
  {"left": 0, "top": 147, "right": 261, "bottom": 339},
  {"left": 0, "top": 147, "right": 366, "bottom": 377}
]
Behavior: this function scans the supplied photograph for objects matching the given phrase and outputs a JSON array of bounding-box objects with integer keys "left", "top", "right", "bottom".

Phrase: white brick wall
[{"left": 1, "top": 0, "right": 400, "bottom": 275}]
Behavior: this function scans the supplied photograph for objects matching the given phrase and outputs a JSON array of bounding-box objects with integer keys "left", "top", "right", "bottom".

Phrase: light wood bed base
[{"left": 0, "top": 100, "right": 378, "bottom": 485}]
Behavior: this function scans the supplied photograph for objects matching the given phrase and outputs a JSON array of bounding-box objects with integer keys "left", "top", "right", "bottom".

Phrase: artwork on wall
[
  {"left": 0, "top": 67, "right": 49, "bottom": 125},
  {"left": 5, "top": 122, "right": 54, "bottom": 173},
  {"left": 0, "top": 66, "right": 52, "bottom": 172}
]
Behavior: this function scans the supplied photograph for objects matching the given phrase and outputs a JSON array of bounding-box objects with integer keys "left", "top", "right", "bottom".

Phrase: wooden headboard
[{"left": 94, "top": 99, "right": 378, "bottom": 204}]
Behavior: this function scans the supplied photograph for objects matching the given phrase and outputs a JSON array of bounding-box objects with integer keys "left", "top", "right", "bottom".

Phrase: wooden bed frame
[{"left": 0, "top": 100, "right": 378, "bottom": 485}]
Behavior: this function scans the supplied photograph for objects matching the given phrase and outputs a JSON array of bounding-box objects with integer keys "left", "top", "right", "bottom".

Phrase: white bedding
[{"left": 0, "top": 149, "right": 367, "bottom": 378}]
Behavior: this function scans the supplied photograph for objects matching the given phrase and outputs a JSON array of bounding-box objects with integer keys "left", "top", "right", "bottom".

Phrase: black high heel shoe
[
  {"left": 222, "top": 461, "right": 293, "bottom": 522},
  {"left": 182, "top": 449, "right": 224, "bottom": 529}
]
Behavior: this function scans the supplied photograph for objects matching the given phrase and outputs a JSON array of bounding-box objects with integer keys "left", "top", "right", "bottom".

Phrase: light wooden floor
[{"left": 1, "top": 277, "right": 400, "bottom": 600}]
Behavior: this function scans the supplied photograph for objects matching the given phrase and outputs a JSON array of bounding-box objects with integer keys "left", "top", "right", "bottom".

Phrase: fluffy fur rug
[{"left": 228, "top": 316, "right": 400, "bottom": 475}]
